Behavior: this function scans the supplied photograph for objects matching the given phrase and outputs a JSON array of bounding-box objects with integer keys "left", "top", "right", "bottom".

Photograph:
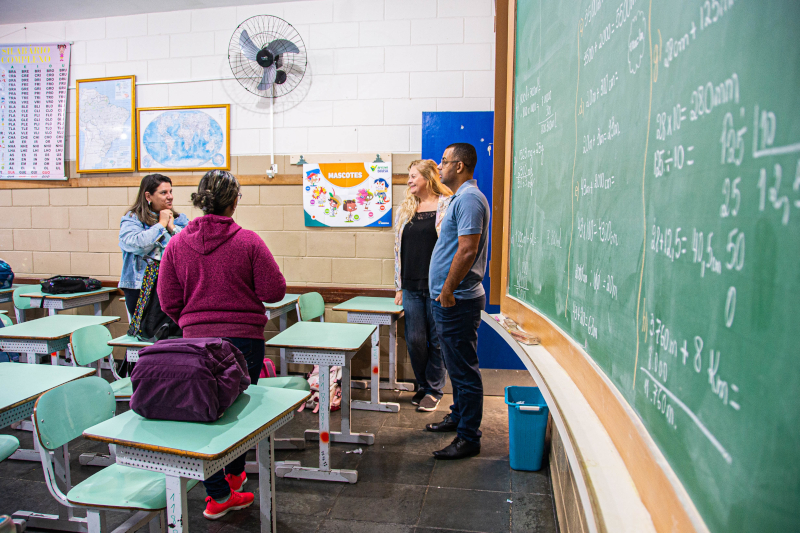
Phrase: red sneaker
[
  {"left": 203, "top": 491, "right": 255, "bottom": 519},
  {"left": 225, "top": 471, "right": 247, "bottom": 492}
]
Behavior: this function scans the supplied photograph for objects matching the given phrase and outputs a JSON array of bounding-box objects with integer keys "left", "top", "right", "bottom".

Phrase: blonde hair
[{"left": 395, "top": 160, "right": 452, "bottom": 229}]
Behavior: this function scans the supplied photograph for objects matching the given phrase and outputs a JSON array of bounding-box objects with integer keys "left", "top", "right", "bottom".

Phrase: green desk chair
[
  {"left": 12, "top": 286, "right": 33, "bottom": 324},
  {"left": 0, "top": 314, "right": 11, "bottom": 327},
  {"left": 0, "top": 435, "right": 19, "bottom": 462},
  {"left": 296, "top": 292, "right": 325, "bottom": 322},
  {"left": 33, "top": 377, "right": 198, "bottom": 533},
  {"left": 70, "top": 325, "right": 132, "bottom": 401}
]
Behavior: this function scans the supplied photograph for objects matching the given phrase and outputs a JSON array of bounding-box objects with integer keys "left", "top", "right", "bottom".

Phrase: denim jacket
[{"left": 118, "top": 211, "right": 189, "bottom": 289}]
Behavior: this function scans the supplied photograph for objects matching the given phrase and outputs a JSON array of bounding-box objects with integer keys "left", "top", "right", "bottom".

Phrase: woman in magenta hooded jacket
[{"left": 157, "top": 169, "right": 285, "bottom": 519}]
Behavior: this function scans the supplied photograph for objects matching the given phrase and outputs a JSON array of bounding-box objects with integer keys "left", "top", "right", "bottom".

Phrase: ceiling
[{"left": 0, "top": 0, "right": 295, "bottom": 24}]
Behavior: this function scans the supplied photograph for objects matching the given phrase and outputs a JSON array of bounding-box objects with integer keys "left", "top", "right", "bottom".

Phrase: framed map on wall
[
  {"left": 76, "top": 75, "right": 136, "bottom": 173},
  {"left": 136, "top": 104, "right": 230, "bottom": 172}
]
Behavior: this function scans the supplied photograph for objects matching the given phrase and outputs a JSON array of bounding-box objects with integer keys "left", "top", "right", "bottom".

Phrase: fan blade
[
  {"left": 266, "top": 38, "right": 300, "bottom": 56},
  {"left": 239, "top": 30, "right": 260, "bottom": 62},
  {"left": 257, "top": 64, "right": 277, "bottom": 91}
]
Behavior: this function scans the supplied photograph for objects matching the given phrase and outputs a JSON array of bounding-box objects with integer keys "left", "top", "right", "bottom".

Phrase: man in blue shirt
[{"left": 426, "top": 142, "right": 490, "bottom": 460}]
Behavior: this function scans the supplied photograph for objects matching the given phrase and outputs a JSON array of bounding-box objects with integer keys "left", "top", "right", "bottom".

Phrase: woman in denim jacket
[
  {"left": 394, "top": 160, "right": 452, "bottom": 412},
  {"left": 118, "top": 174, "right": 188, "bottom": 318}
]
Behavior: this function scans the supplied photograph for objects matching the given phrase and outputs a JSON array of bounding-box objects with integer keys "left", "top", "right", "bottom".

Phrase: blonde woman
[{"left": 394, "top": 160, "right": 453, "bottom": 411}]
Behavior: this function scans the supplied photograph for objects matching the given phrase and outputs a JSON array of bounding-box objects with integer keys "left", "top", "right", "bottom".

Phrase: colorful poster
[
  {"left": 303, "top": 162, "right": 392, "bottom": 227},
  {"left": 0, "top": 43, "right": 70, "bottom": 180}
]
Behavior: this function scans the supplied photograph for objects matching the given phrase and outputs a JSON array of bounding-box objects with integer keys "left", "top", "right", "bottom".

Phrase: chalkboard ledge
[{"left": 483, "top": 313, "right": 656, "bottom": 533}]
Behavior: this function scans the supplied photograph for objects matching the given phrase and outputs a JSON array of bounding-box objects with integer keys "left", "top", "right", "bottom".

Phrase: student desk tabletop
[
  {"left": 333, "top": 296, "right": 411, "bottom": 413},
  {"left": 263, "top": 293, "right": 300, "bottom": 376},
  {"left": 0, "top": 284, "right": 35, "bottom": 304},
  {"left": 0, "top": 314, "right": 119, "bottom": 365},
  {"left": 108, "top": 334, "right": 151, "bottom": 363},
  {"left": 21, "top": 287, "right": 118, "bottom": 317},
  {"left": 266, "top": 321, "right": 376, "bottom": 483},
  {"left": 83, "top": 385, "right": 309, "bottom": 533}
]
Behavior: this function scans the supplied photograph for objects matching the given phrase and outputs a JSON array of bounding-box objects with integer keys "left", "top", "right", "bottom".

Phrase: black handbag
[{"left": 40, "top": 276, "right": 102, "bottom": 294}]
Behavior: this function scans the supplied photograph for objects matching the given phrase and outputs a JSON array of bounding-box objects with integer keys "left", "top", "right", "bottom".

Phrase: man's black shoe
[
  {"left": 433, "top": 436, "right": 481, "bottom": 460},
  {"left": 425, "top": 413, "right": 458, "bottom": 432}
]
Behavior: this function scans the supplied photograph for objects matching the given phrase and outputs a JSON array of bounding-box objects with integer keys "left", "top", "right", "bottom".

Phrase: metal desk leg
[
  {"left": 49, "top": 308, "right": 57, "bottom": 317},
  {"left": 276, "top": 363, "right": 359, "bottom": 483},
  {"left": 279, "top": 314, "right": 288, "bottom": 376},
  {"left": 165, "top": 475, "right": 189, "bottom": 533},
  {"left": 384, "top": 316, "right": 414, "bottom": 391},
  {"left": 258, "top": 438, "right": 277, "bottom": 533},
  {"left": 352, "top": 327, "right": 399, "bottom": 413},
  {"left": 93, "top": 302, "right": 101, "bottom": 316},
  {"left": 306, "top": 361, "right": 375, "bottom": 445}
]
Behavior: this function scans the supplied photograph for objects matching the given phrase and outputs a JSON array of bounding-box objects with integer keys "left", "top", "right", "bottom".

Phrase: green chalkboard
[{"left": 507, "top": 1, "right": 800, "bottom": 531}]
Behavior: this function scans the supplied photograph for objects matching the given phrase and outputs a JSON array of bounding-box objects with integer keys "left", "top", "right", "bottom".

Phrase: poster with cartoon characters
[{"left": 303, "top": 162, "right": 392, "bottom": 227}]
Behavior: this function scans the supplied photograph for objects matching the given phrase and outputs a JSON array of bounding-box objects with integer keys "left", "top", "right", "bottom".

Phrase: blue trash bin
[{"left": 505, "top": 386, "right": 549, "bottom": 471}]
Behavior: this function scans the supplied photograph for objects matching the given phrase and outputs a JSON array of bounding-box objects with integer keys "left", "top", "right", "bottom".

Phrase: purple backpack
[{"left": 130, "top": 338, "right": 251, "bottom": 422}]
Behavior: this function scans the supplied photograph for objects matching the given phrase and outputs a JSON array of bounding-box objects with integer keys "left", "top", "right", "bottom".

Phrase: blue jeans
[
  {"left": 202, "top": 337, "right": 264, "bottom": 500},
  {"left": 431, "top": 295, "right": 485, "bottom": 444},
  {"left": 403, "top": 289, "right": 445, "bottom": 399}
]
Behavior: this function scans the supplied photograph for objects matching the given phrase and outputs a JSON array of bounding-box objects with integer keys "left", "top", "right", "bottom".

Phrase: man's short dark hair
[{"left": 446, "top": 143, "right": 477, "bottom": 173}]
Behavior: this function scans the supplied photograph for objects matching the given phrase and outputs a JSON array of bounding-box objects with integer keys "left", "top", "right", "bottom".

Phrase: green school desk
[
  {"left": 83, "top": 385, "right": 309, "bottom": 533},
  {"left": 333, "top": 297, "right": 412, "bottom": 413},
  {"left": 0, "top": 284, "right": 26, "bottom": 304},
  {"left": 0, "top": 314, "right": 120, "bottom": 366},
  {"left": 266, "top": 321, "right": 376, "bottom": 483},
  {"left": 2, "top": 363, "right": 96, "bottom": 532},
  {"left": 21, "top": 287, "right": 118, "bottom": 317},
  {"left": 263, "top": 293, "right": 300, "bottom": 376}
]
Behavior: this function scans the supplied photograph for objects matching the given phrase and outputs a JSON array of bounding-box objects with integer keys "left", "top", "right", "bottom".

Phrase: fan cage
[{"left": 228, "top": 15, "right": 308, "bottom": 99}]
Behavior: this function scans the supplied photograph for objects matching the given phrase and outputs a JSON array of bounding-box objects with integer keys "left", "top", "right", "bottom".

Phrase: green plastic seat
[
  {"left": 297, "top": 292, "right": 325, "bottom": 322},
  {"left": 0, "top": 435, "right": 19, "bottom": 462},
  {"left": 35, "top": 377, "right": 198, "bottom": 514},
  {"left": 0, "top": 314, "right": 11, "bottom": 327},
  {"left": 70, "top": 325, "right": 131, "bottom": 400},
  {"left": 12, "top": 286, "right": 33, "bottom": 323},
  {"left": 257, "top": 376, "right": 311, "bottom": 391}
]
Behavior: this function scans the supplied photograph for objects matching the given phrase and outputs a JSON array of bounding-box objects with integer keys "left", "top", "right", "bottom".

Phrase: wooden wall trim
[
  {"left": 0, "top": 174, "right": 409, "bottom": 189},
  {"left": 12, "top": 278, "right": 394, "bottom": 304}
]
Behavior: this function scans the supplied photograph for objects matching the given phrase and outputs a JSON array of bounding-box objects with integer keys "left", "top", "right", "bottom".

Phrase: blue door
[{"left": 421, "top": 111, "right": 525, "bottom": 370}]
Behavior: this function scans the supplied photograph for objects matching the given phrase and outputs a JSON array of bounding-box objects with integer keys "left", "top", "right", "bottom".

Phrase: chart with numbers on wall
[
  {"left": 0, "top": 43, "right": 70, "bottom": 180},
  {"left": 506, "top": 1, "right": 800, "bottom": 532}
]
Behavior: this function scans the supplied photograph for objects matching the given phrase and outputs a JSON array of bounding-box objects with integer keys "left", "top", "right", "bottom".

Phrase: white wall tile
[
  {"left": 437, "top": 43, "right": 491, "bottom": 71},
  {"left": 105, "top": 14, "right": 148, "bottom": 38},
  {"left": 283, "top": 100, "right": 333, "bottom": 127},
  {"left": 168, "top": 81, "right": 213, "bottom": 106},
  {"left": 170, "top": 32, "right": 216, "bottom": 58},
  {"left": 86, "top": 38, "right": 127, "bottom": 64},
  {"left": 22, "top": 22, "right": 66, "bottom": 42},
  {"left": 385, "top": 45, "right": 437, "bottom": 72},
  {"left": 191, "top": 55, "right": 228, "bottom": 80},
  {"left": 383, "top": 98, "right": 436, "bottom": 125},
  {"left": 105, "top": 60, "right": 148, "bottom": 83},
  {"left": 308, "top": 126, "right": 358, "bottom": 152},
  {"left": 357, "top": 125, "right": 409, "bottom": 152},
  {"left": 127, "top": 35, "right": 170, "bottom": 61},
  {"left": 306, "top": 74, "right": 358, "bottom": 101},
  {"left": 148, "top": 11, "right": 191, "bottom": 35},
  {"left": 464, "top": 17, "right": 495, "bottom": 43},
  {"left": 283, "top": 1, "right": 334, "bottom": 24},
  {"left": 214, "top": 30, "right": 234, "bottom": 56},
  {"left": 231, "top": 128, "right": 260, "bottom": 155},
  {"left": 409, "top": 124, "right": 422, "bottom": 152},
  {"left": 307, "top": 49, "right": 334, "bottom": 75},
  {"left": 148, "top": 58, "right": 191, "bottom": 82},
  {"left": 0, "top": 25, "right": 25, "bottom": 44},
  {"left": 236, "top": 104, "right": 283, "bottom": 129},
  {"left": 69, "top": 41, "right": 87, "bottom": 65},
  {"left": 65, "top": 18, "right": 105, "bottom": 41},
  {"left": 236, "top": 4, "right": 285, "bottom": 22},
  {"left": 357, "top": 72, "right": 409, "bottom": 99},
  {"left": 359, "top": 20, "right": 411, "bottom": 47},
  {"left": 191, "top": 7, "right": 238, "bottom": 32},
  {"left": 334, "top": 0, "right": 384, "bottom": 21},
  {"left": 436, "top": 97, "right": 491, "bottom": 111},
  {"left": 309, "top": 23, "right": 359, "bottom": 50},
  {"left": 385, "top": 0, "right": 437, "bottom": 20},
  {"left": 410, "top": 18, "right": 463, "bottom": 44},
  {"left": 410, "top": 71, "right": 462, "bottom": 97},
  {"left": 464, "top": 70, "right": 494, "bottom": 97},
  {"left": 69, "top": 64, "right": 106, "bottom": 86},
  {"left": 438, "top": 0, "right": 492, "bottom": 17},
  {"left": 333, "top": 47, "right": 384, "bottom": 74},
  {"left": 274, "top": 127, "right": 309, "bottom": 153},
  {"left": 333, "top": 99, "right": 383, "bottom": 126},
  {"left": 136, "top": 84, "right": 169, "bottom": 108}
]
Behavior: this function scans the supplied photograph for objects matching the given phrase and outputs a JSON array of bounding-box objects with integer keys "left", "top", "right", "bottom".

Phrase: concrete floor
[{"left": 0, "top": 386, "right": 557, "bottom": 533}]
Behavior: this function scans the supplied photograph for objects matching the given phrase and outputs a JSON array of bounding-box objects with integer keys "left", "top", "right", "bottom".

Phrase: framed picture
[
  {"left": 303, "top": 162, "right": 393, "bottom": 227},
  {"left": 76, "top": 75, "right": 136, "bottom": 174},
  {"left": 136, "top": 104, "right": 231, "bottom": 172}
]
